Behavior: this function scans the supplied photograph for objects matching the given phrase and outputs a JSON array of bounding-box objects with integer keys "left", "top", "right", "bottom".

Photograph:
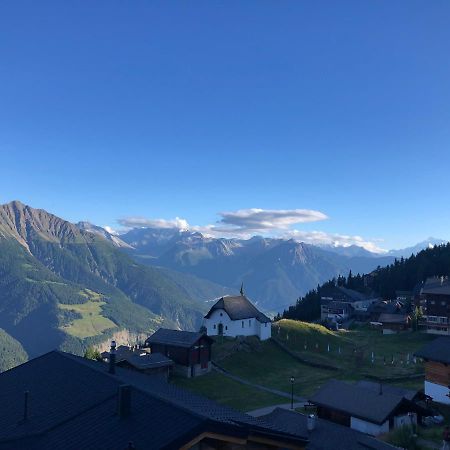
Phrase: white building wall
[
  {"left": 350, "top": 417, "right": 389, "bottom": 436},
  {"left": 204, "top": 309, "right": 271, "bottom": 340},
  {"left": 394, "top": 413, "right": 417, "bottom": 429},
  {"left": 425, "top": 380, "right": 450, "bottom": 404}
]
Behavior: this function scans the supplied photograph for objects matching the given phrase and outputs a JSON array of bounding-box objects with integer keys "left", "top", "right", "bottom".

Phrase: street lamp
[{"left": 290, "top": 376, "right": 295, "bottom": 409}]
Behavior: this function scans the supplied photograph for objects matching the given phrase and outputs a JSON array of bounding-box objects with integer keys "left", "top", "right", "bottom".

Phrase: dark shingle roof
[
  {"left": 0, "top": 351, "right": 307, "bottom": 449},
  {"left": 120, "top": 352, "right": 174, "bottom": 370},
  {"left": 262, "top": 408, "right": 398, "bottom": 450},
  {"left": 414, "top": 336, "right": 450, "bottom": 364},
  {"left": 101, "top": 346, "right": 173, "bottom": 370},
  {"left": 355, "top": 381, "right": 418, "bottom": 401},
  {"left": 309, "top": 379, "right": 411, "bottom": 424},
  {"left": 205, "top": 295, "right": 271, "bottom": 322},
  {"left": 145, "top": 328, "right": 212, "bottom": 348},
  {"left": 421, "top": 276, "right": 450, "bottom": 296}
]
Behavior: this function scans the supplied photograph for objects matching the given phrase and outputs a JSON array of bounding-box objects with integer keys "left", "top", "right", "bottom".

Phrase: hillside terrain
[
  {"left": 176, "top": 320, "right": 433, "bottom": 411},
  {"left": 0, "top": 201, "right": 216, "bottom": 361},
  {"left": 0, "top": 328, "right": 27, "bottom": 372},
  {"left": 118, "top": 227, "right": 395, "bottom": 312}
]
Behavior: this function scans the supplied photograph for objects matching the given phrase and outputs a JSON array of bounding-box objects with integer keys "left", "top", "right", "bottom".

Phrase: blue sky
[{"left": 1, "top": 1, "right": 449, "bottom": 250}]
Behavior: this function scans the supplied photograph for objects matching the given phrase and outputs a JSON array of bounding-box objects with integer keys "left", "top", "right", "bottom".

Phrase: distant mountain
[
  {"left": 120, "top": 228, "right": 394, "bottom": 312},
  {"left": 319, "top": 244, "right": 382, "bottom": 258},
  {"left": 76, "top": 221, "right": 133, "bottom": 249},
  {"left": 388, "top": 238, "right": 448, "bottom": 258},
  {"left": 0, "top": 201, "right": 214, "bottom": 361}
]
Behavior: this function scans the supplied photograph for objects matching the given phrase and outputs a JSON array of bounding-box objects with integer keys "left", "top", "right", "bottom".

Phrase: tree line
[{"left": 277, "top": 243, "right": 450, "bottom": 322}]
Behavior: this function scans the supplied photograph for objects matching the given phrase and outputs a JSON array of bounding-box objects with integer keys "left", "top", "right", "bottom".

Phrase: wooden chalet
[
  {"left": 419, "top": 276, "right": 450, "bottom": 335},
  {"left": 310, "top": 379, "right": 426, "bottom": 436},
  {"left": 415, "top": 336, "right": 450, "bottom": 405},
  {"left": 145, "top": 328, "right": 213, "bottom": 378},
  {"left": 378, "top": 313, "right": 411, "bottom": 334}
]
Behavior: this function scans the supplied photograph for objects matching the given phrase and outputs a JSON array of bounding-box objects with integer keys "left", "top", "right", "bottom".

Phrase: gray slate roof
[
  {"left": 262, "top": 408, "right": 397, "bottom": 450},
  {"left": 205, "top": 295, "right": 271, "bottom": 322},
  {"left": 421, "top": 276, "right": 450, "bottom": 296},
  {"left": 121, "top": 352, "right": 174, "bottom": 370},
  {"left": 101, "top": 346, "right": 173, "bottom": 369},
  {"left": 414, "top": 336, "right": 450, "bottom": 365},
  {"left": 0, "top": 351, "right": 307, "bottom": 450},
  {"left": 355, "top": 380, "right": 418, "bottom": 401},
  {"left": 145, "top": 328, "right": 212, "bottom": 348},
  {"left": 309, "top": 379, "right": 412, "bottom": 424}
]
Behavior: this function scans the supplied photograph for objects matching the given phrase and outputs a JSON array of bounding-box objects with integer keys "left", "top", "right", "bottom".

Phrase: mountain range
[
  {"left": 109, "top": 226, "right": 444, "bottom": 312},
  {"left": 0, "top": 200, "right": 444, "bottom": 370},
  {"left": 0, "top": 201, "right": 230, "bottom": 367}
]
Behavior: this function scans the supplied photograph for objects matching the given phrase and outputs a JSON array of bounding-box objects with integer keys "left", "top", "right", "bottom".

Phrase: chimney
[
  {"left": 117, "top": 385, "right": 131, "bottom": 418},
  {"left": 307, "top": 414, "right": 316, "bottom": 432},
  {"left": 109, "top": 340, "right": 116, "bottom": 374}
]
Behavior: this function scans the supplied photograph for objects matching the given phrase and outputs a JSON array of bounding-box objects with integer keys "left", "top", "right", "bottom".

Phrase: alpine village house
[
  {"left": 415, "top": 336, "right": 450, "bottom": 405},
  {"left": 419, "top": 276, "right": 450, "bottom": 335},
  {"left": 204, "top": 294, "right": 272, "bottom": 340}
]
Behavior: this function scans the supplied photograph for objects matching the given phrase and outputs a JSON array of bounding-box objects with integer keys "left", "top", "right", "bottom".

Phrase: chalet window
[
  {"left": 430, "top": 300, "right": 435, "bottom": 305},
  {"left": 242, "top": 321, "right": 244, "bottom": 328},
  {"left": 442, "top": 301, "right": 447, "bottom": 306}
]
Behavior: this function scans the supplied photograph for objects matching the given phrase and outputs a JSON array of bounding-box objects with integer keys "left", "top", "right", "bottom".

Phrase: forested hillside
[
  {"left": 0, "top": 201, "right": 208, "bottom": 359},
  {"left": 281, "top": 243, "right": 450, "bottom": 321},
  {"left": 0, "top": 329, "right": 27, "bottom": 372}
]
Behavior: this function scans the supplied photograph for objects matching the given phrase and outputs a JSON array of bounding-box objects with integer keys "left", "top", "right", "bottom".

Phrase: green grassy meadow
[
  {"left": 175, "top": 320, "right": 435, "bottom": 411},
  {"left": 173, "top": 372, "right": 286, "bottom": 411},
  {"left": 58, "top": 294, "right": 117, "bottom": 339}
]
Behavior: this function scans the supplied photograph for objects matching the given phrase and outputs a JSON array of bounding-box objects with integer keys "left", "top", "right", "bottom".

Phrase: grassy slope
[
  {"left": 173, "top": 373, "right": 286, "bottom": 411},
  {"left": 273, "top": 319, "right": 434, "bottom": 385},
  {"left": 177, "top": 320, "right": 435, "bottom": 411},
  {"left": 59, "top": 300, "right": 117, "bottom": 338}
]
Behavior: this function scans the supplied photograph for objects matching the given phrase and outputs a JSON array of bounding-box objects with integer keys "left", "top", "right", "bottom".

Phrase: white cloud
[
  {"left": 218, "top": 208, "right": 328, "bottom": 231},
  {"left": 284, "top": 229, "right": 387, "bottom": 254},
  {"left": 118, "top": 216, "right": 190, "bottom": 230},
  {"left": 116, "top": 208, "right": 386, "bottom": 253}
]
